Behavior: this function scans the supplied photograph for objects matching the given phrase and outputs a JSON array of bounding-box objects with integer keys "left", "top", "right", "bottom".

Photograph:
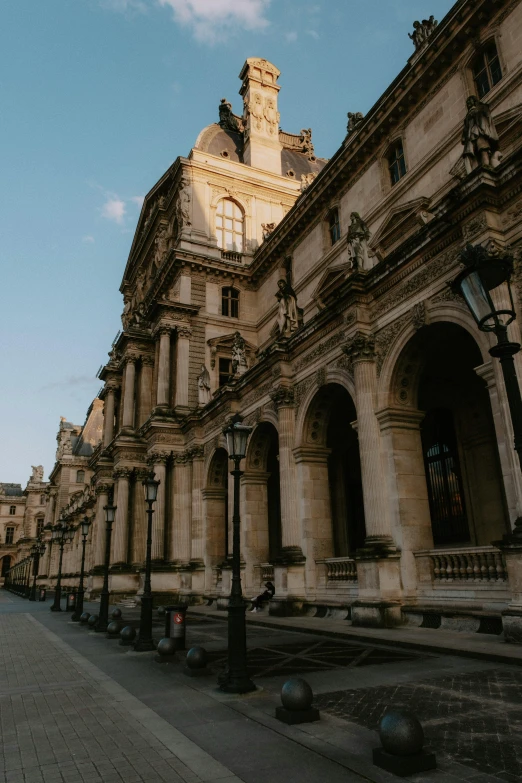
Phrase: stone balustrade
[
  {"left": 317, "top": 557, "right": 358, "bottom": 583},
  {"left": 254, "top": 563, "right": 274, "bottom": 585},
  {"left": 415, "top": 546, "right": 508, "bottom": 583}
]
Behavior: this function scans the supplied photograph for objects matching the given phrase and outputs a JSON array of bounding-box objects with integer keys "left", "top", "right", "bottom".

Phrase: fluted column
[
  {"left": 94, "top": 484, "right": 110, "bottom": 567},
  {"left": 170, "top": 453, "right": 192, "bottom": 563},
  {"left": 122, "top": 358, "right": 136, "bottom": 429},
  {"left": 150, "top": 454, "right": 169, "bottom": 561},
  {"left": 156, "top": 327, "right": 171, "bottom": 407},
  {"left": 103, "top": 387, "right": 116, "bottom": 447},
  {"left": 270, "top": 385, "right": 303, "bottom": 561},
  {"left": 343, "top": 333, "right": 393, "bottom": 546},
  {"left": 174, "top": 326, "right": 191, "bottom": 411},
  {"left": 139, "top": 357, "right": 154, "bottom": 426},
  {"left": 190, "top": 447, "right": 205, "bottom": 563},
  {"left": 112, "top": 469, "right": 131, "bottom": 564}
]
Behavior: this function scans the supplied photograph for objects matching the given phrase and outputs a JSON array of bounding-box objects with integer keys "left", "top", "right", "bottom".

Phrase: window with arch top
[
  {"left": 388, "top": 140, "right": 407, "bottom": 185},
  {"left": 328, "top": 208, "right": 341, "bottom": 245},
  {"left": 216, "top": 199, "right": 244, "bottom": 253},
  {"left": 221, "top": 287, "right": 239, "bottom": 318},
  {"left": 472, "top": 42, "right": 502, "bottom": 98}
]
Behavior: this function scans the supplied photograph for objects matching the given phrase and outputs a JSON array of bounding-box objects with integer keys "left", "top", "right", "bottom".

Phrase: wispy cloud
[
  {"left": 158, "top": 0, "right": 271, "bottom": 43},
  {"left": 99, "top": 0, "right": 147, "bottom": 12},
  {"left": 285, "top": 31, "right": 297, "bottom": 42},
  {"left": 307, "top": 29, "right": 319, "bottom": 39},
  {"left": 82, "top": 235, "right": 95, "bottom": 243},
  {"left": 101, "top": 196, "right": 126, "bottom": 224}
]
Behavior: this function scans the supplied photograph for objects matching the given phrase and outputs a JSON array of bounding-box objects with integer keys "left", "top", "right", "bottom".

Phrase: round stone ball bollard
[
  {"left": 79, "top": 612, "right": 90, "bottom": 625},
  {"left": 373, "top": 710, "right": 436, "bottom": 776},
  {"left": 154, "top": 637, "right": 178, "bottom": 664},
  {"left": 87, "top": 614, "right": 99, "bottom": 629},
  {"left": 106, "top": 620, "right": 123, "bottom": 639},
  {"left": 275, "top": 678, "right": 320, "bottom": 725},
  {"left": 119, "top": 625, "right": 137, "bottom": 646},
  {"left": 183, "top": 646, "right": 210, "bottom": 677},
  {"left": 111, "top": 608, "right": 123, "bottom": 621}
]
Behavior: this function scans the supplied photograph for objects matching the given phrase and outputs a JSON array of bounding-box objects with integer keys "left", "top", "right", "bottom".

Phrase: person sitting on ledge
[{"left": 250, "top": 581, "right": 275, "bottom": 613}]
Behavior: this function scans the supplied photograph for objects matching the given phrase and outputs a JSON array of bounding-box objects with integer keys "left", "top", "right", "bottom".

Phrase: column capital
[
  {"left": 147, "top": 451, "right": 170, "bottom": 466},
  {"left": 105, "top": 380, "right": 120, "bottom": 392},
  {"left": 343, "top": 332, "right": 375, "bottom": 363},
  {"left": 270, "top": 385, "right": 295, "bottom": 408},
  {"left": 153, "top": 322, "right": 173, "bottom": 338},
  {"left": 123, "top": 353, "right": 139, "bottom": 365},
  {"left": 176, "top": 325, "right": 192, "bottom": 339},
  {"left": 112, "top": 468, "right": 132, "bottom": 481},
  {"left": 187, "top": 444, "right": 204, "bottom": 460},
  {"left": 140, "top": 355, "right": 155, "bottom": 367},
  {"left": 95, "top": 483, "right": 113, "bottom": 496}
]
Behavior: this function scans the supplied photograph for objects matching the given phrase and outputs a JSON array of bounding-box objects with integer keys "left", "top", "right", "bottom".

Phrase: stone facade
[
  {"left": 0, "top": 467, "right": 48, "bottom": 582},
  {"left": 34, "top": 1, "right": 522, "bottom": 633}
]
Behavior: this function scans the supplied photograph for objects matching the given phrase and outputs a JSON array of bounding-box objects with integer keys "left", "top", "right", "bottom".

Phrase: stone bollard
[
  {"left": 119, "top": 626, "right": 137, "bottom": 646},
  {"left": 111, "top": 608, "right": 123, "bottom": 621},
  {"left": 87, "top": 614, "right": 99, "bottom": 629},
  {"left": 154, "top": 637, "right": 178, "bottom": 663},
  {"left": 275, "top": 678, "right": 320, "bottom": 724},
  {"left": 106, "top": 620, "right": 123, "bottom": 639},
  {"left": 373, "top": 710, "right": 436, "bottom": 776},
  {"left": 79, "top": 612, "right": 90, "bottom": 625},
  {"left": 183, "top": 646, "right": 210, "bottom": 677}
]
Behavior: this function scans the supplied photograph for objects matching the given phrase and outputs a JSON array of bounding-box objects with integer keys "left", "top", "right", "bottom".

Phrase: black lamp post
[
  {"left": 29, "top": 541, "right": 46, "bottom": 601},
  {"left": 72, "top": 518, "right": 90, "bottom": 621},
  {"left": 219, "top": 413, "right": 255, "bottom": 694},
  {"left": 50, "top": 520, "right": 71, "bottom": 612},
  {"left": 452, "top": 243, "right": 522, "bottom": 470},
  {"left": 96, "top": 500, "right": 116, "bottom": 632},
  {"left": 134, "top": 470, "right": 160, "bottom": 652}
]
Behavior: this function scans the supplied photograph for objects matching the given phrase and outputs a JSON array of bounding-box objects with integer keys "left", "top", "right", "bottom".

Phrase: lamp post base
[
  {"left": 71, "top": 589, "right": 85, "bottom": 622},
  {"left": 50, "top": 587, "right": 62, "bottom": 612},
  {"left": 220, "top": 600, "right": 256, "bottom": 694},
  {"left": 134, "top": 592, "right": 155, "bottom": 652},
  {"left": 219, "top": 673, "right": 256, "bottom": 694}
]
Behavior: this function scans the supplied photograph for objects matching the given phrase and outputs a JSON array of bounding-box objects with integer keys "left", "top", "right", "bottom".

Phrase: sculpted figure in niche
[
  {"left": 346, "top": 112, "right": 364, "bottom": 135},
  {"left": 153, "top": 226, "right": 169, "bottom": 269},
  {"left": 462, "top": 95, "right": 500, "bottom": 170},
  {"left": 347, "top": 212, "right": 372, "bottom": 271},
  {"left": 276, "top": 279, "right": 300, "bottom": 337},
  {"left": 197, "top": 365, "right": 212, "bottom": 406},
  {"left": 232, "top": 332, "right": 248, "bottom": 376},
  {"left": 121, "top": 293, "right": 132, "bottom": 329}
]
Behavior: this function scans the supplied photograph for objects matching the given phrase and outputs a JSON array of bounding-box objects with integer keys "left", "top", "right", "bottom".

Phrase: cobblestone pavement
[{"left": 315, "top": 668, "right": 522, "bottom": 783}]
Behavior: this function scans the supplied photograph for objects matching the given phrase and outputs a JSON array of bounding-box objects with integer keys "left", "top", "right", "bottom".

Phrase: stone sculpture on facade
[
  {"left": 174, "top": 182, "right": 191, "bottom": 234},
  {"left": 231, "top": 332, "right": 248, "bottom": 376},
  {"left": 408, "top": 16, "right": 438, "bottom": 49},
  {"left": 153, "top": 225, "right": 169, "bottom": 271},
  {"left": 347, "top": 212, "right": 372, "bottom": 271},
  {"left": 30, "top": 466, "right": 44, "bottom": 483},
  {"left": 300, "top": 128, "right": 315, "bottom": 160},
  {"left": 300, "top": 172, "right": 318, "bottom": 192},
  {"left": 264, "top": 97, "right": 280, "bottom": 135},
  {"left": 262, "top": 222, "right": 276, "bottom": 240},
  {"left": 346, "top": 112, "right": 364, "bottom": 135},
  {"left": 276, "top": 279, "right": 300, "bottom": 337},
  {"left": 197, "top": 365, "right": 212, "bottom": 406},
  {"left": 218, "top": 98, "right": 243, "bottom": 133},
  {"left": 462, "top": 95, "right": 500, "bottom": 170}
]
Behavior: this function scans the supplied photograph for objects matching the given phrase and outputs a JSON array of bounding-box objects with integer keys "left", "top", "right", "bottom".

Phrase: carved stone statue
[
  {"left": 219, "top": 98, "right": 243, "bottom": 133},
  {"left": 121, "top": 294, "right": 132, "bottom": 329},
  {"left": 347, "top": 212, "right": 372, "bottom": 271},
  {"left": 462, "top": 95, "right": 500, "bottom": 170},
  {"left": 300, "top": 172, "right": 317, "bottom": 192},
  {"left": 30, "top": 466, "right": 44, "bottom": 483},
  {"left": 175, "top": 181, "right": 191, "bottom": 232},
  {"left": 276, "top": 279, "right": 300, "bottom": 337},
  {"left": 300, "top": 128, "right": 315, "bottom": 160},
  {"left": 197, "top": 365, "right": 212, "bottom": 406},
  {"left": 153, "top": 225, "right": 169, "bottom": 270},
  {"left": 261, "top": 222, "right": 276, "bottom": 240},
  {"left": 346, "top": 112, "right": 364, "bottom": 135},
  {"left": 231, "top": 332, "right": 248, "bottom": 376},
  {"left": 409, "top": 16, "right": 437, "bottom": 49},
  {"left": 264, "top": 97, "right": 280, "bottom": 135}
]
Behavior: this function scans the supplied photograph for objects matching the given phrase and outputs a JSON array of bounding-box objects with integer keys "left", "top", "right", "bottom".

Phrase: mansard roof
[{"left": 0, "top": 483, "right": 23, "bottom": 497}]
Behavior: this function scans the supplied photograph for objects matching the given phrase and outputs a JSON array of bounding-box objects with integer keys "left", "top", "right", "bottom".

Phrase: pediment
[
  {"left": 207, "top": 332, "right": 256, "bottom": 369},
  {"left": 312, "top": 264, "right": 352, "bottom": 309},
  {"left": 370, "top": 197, "right": 433, "bottom": 257}
]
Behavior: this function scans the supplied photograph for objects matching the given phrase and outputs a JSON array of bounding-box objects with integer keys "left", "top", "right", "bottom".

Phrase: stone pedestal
[{"left": 352, "top": 552, "right": 402, "bottom": 628}]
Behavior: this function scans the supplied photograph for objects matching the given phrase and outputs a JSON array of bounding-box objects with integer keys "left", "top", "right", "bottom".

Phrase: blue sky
[{"left": 1, "top": 0, "right": 454, "bottom": 484}]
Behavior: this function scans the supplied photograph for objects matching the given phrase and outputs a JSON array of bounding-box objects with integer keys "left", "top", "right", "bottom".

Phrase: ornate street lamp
[
  {"left": 72, "top": 518, "right": 90, "bottom": 621},
  {"left": 452, "top": 243, "right": 522, "bottom": 470},
  {"left": 50, "top": 520, "right": 69, "bottom": 611},
  {"left": 134, "top": 470, "right": 160, "bottom": 652},
  {"left": 96, "top": 499, "right": 116, "bottom": 632},
  {"left": 29, "top": 541, "right": 46, "bottom": 601},
  {"left": 219, "top": 413, "right": 255, "bottom": 693}
]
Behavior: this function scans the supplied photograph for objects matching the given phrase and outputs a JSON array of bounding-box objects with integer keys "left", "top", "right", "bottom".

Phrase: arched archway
[
  {"left": 389, "top": 321, "right": 509, "bottom": 548},
  {"left": 245, "top": 422, "right": 281, "bottom": 561}
]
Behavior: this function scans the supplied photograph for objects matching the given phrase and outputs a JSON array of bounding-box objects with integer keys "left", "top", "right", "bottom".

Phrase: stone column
[
  {"left": 156, "top": 327, "right": 171, "bottom": 408},
  {"left": 270, "top": 386, "right": 303, "bottom": 562},
  {"left": 131, "top": 469, "right": 147, "bottom": 565},
  {"left": 122, "top": 358, "right": 136, "bottom": 429},
  {"left": 190, "top": 446, "right": 205, "bottom": 561},
  {"left": 174, "top": 326, "right": 191, "bottom": 411},
  {"left": 103, "top": 386, "right": 117, "bottom": 447},
  {"left": 150, "top": 454, "right": 168, "bottom": 561},
  {"left": 111, "top": 469, "right": 131, "bottom": 564},
  {"left": 170, "top": 453, "right": 192, "bottom": 564},
  {"left": 94, "top": 484, "right": 110, "bottom": 567},
  {"left": 138, "top": 357, "right": 154, "bottom": 426}
]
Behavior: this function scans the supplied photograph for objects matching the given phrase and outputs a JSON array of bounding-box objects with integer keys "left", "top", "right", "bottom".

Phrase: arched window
[
  {"left": 9, "top": 506, "right": 16, "bottom": 516},
  {"left": 36, "top": 518, "right": 44, "bottom": 538},
  {"left": 328, "top": 208, "right": 341, "bottom": 245},
  {"left": 421, "top": 408, "right": 470, "bottom": 546},
  {"left": 473, "top": 42, "right": 502, "bottom": 98},
  {"left": 221, "top": 287, "right": 239, "bottom": 318},
  {"left": 216, "top": 199, "right": 244, "bottom": 252},
  {"left": 76, "top": 470, "right": 85, "bottom": 483},
  {"left": 388, "top": 140, "right": 407, "bottom": 185}
]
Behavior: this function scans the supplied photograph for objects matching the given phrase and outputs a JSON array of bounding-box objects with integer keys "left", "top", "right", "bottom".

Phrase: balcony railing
[
  {"left": 415, "top": 546, "right": 508, "bottom": 583},
  {"left": 317, "top": 557, "right": 358, "bottom": 583},
  {"left": 221, "top": 250, "right": 242, "bottom": 263}
]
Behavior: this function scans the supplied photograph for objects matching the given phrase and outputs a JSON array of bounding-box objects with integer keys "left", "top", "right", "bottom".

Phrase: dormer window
[
  {"left": 388, "top": 140, "right": 407, "bottom": 185},
  {"left": 222, "top": 287, "right": 239, "bottom": 318},
  {"left": 328, "top": 209, "right": 341, "bottom": 245},
  {"left": 473, "top": 42, "right": 502, "bottom": 98},
  {"left": 216, "top": 199, "right": 244, "bottom": 253}
]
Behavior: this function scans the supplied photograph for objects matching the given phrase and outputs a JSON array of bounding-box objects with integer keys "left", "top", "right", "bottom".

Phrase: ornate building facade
[
  {"left": 0, "top": 467, "right": 48, "bottom": 581},
  {"left": 38, "top": 0, "right": 522, "bottom": 637}
]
